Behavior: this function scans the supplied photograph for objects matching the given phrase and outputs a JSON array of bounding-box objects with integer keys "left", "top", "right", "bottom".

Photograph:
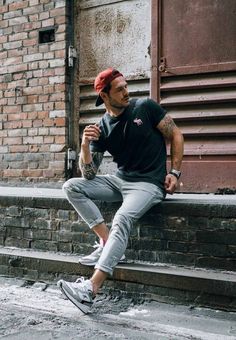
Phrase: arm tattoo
[
  {"left": 79, "top": 152, "right": 104, "bottom": 180},
  {"left": 159, "top": 114, "right": 177, "bottom": 139}
]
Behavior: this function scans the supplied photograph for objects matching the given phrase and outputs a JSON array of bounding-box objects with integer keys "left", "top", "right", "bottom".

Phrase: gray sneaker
[
  {"left": 57, "top": 277, "right": 93, "bottom": 314},
  {"left": 79, "top": 242, "right": 125, "bottom": 266}
]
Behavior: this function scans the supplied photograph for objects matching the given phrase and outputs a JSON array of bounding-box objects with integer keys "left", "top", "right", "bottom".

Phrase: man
[{"left": 58, "top": 68, "right": 184, "bottom": 313}]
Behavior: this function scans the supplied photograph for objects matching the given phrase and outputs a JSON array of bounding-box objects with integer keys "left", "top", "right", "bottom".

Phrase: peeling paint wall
[
  {"left": 77, "top": 0, "right": 151, "bottom": 79},
  {"left": 74, "top": 0, "right": 152, "bottom": 175}
]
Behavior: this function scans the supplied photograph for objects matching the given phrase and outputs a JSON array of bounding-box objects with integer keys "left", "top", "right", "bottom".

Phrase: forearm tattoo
[
  {"left": 160, "top": 114, "right": 177, "bottom": 139},
  {"left": 79, "top": 152, "right": 104, "bottom": 179}
]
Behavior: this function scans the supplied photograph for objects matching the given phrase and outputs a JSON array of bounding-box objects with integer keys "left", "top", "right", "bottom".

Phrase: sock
[{"left": 100, "top": 238, "right": 106, "bottom": 247}]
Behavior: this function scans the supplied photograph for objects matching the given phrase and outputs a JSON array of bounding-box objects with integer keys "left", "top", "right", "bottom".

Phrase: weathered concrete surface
[
  {"left": 0, "top": 276, "right": 236, "bottom": 340},
  {"left": 0, "top": 247, "right": 236, "bottom": 311}
]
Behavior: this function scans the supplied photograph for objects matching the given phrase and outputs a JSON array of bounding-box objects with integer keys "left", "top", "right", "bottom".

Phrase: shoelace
[
  {"left": 92, "top": 241, "right": 102, "bottom": 249},
  {"left": 75, "top": 277, "right": 92, "bottom": 293}
]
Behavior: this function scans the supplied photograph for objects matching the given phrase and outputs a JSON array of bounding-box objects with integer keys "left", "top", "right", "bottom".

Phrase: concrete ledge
[
  {"left": 0, "top": 186, "right": 236, "bottom": 214},
  {"left": 0, "top": 246, "right": 235, "bottom": 311},
  {"left": 0, "top": 186, "right": 235, "bottom": 272}
]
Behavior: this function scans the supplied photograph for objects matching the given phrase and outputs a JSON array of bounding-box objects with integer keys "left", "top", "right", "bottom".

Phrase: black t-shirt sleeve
[{"left": 143, "top": 99, "right": 167, "bottom": 127}]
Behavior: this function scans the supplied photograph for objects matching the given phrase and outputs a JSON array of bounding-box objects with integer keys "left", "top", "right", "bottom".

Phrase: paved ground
[{"left": 0, "top": 276, "right": 235, "bottom": 340}]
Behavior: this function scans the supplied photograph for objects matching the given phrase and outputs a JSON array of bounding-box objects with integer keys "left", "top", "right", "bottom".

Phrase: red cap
[{"left": 94, "top": 68, "right": 123, "bottom": 106}]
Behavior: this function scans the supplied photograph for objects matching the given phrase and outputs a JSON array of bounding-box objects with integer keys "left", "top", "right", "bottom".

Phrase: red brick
[
  {"left": 43, "top": 102, "right": 54, "bottom": 111},
  {"left": 23, "top": 38, "right": 38, "bottom": 46},
  {"left": 0, "top": 51, "right": 7, "bottom": 59},
  {"left": 43, "top": 69, "right": 55, "bottom": 77},
  {"left": 38, "top": 94, "right": 49, "bottom": 102},
  {"left": 50, "top": 8, "right": 66, "bottom": 17},
  {"left": 8, "top": 113, "right": 27, "bottom": 121},
  {"left": 3, "top": 169, "right": 23, "bottom": 177},
  {"left": 22, "top": 169, "right": 43, "bottom": 177},
  {"left": 0, "top": 5, "right": 8, "bottom": 14},
  {"left": 37, "top": 111, "right": 48, "bottom": 119},
  {"left": 55, "top": 136, "right": 65, "bottom": 144},
  {"left": 55, "top": 84, "right": 66, "bottom": 92},
  {"left": 9, "top": 32, "right": 28, "bottom": 41},
  {"left": 4, "top": 121, "right": 22, "bottom": 129},
  {"left": 39, "top": 144, "right": 50, "bottom": 152},
  {"left": 42, "top": 18, "right": 54, "bottom": 27},
  {"left": 33, "top": 120, "right": 43, "bottom": 127},
  {"left": 44, "top": 136, "right": 54, "bottom": 143},
  {"left": 38, "top": 78, "right": 49, "bottom": 86},
  {"left": 43, "top": 169, "right": 55, "bottom": 178},
  {"left": 55, "top": 102, "right": 65, "bottom": 110},
  {"left": 3, "top": 106, "right": 19, "bottom": 114},
  {"left": 8, "top": 48, "right": 25, "bottom": 57},
  {"left": 9, "top": 145, "right": 29, "bottom": 153},
  {"left": 0, "top": 19, "right": 8, "bottom": 28},
  {"left": 29, "top": 0, "right": 39, "bottom": 6},
  {"left": 23, "top": 136, "right": 43, "bottom": 144},
  {"left": 9, "top": 1, "right": 29, "bottom": 11},
  {"left": 4, "top": 137, "right": 22, "bottom": 145},
  {"left": 22, "top": 120, "right": 33, "bottom": 128},
  {"left": 55, "top": 117, "right": 66, "bottom": 127},
  {"left": 43, "top": 85, "right": 54, "bottom": 94},
  {"left": 57, "top": 24, "right": 66, "bottom": 33},
  {"left": 27, "top": 95, "right": 38, "bottom": 104},
  {"left": 43, "top": 118, "right": 54, "bottom": 127},
  {"left": 55, "top": 67, "right": 65, "bottom": 76},
  {"left": 8, "top": 63, "right": 28, "bottom": 74},
  {"left": 0, "top": 35, "right": 8, "bottom": 44},
  {"left": 27, "top": 112, "right": 37, "bottom": 120},
  {"left": 24, "top": 86, "right": 43, "bottom": 95}
]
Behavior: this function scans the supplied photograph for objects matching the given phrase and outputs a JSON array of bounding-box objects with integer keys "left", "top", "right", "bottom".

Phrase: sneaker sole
[{"left": 58, "top": 281, "right": 92, "bottom": 314}]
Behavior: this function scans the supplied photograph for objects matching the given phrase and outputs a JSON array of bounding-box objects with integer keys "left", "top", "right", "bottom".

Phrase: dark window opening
[{"left": 39, "top": 28, "right": 55, "bottom": 44}]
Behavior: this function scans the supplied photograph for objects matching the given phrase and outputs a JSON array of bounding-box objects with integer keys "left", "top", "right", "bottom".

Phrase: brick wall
[
  {"left": 0, "top": 0, "right": 70, "bottom": 183},
  {"left": 0, "top": 196, "right": 235, "bottom": 272}
]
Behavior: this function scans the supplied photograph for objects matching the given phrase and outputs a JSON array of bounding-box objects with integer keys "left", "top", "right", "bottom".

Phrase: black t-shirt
[{"left": 90, "top": 98, "right": 167, "bottom": 189}]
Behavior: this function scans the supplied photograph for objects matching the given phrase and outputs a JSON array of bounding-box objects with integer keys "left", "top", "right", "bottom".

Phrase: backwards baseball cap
[{"left": 94, "top": 67, "right": 123, "bottom": 106}]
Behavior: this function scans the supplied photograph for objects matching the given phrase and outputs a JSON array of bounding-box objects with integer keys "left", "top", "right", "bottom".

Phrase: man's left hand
[{"left": 164, "top": 174, "right": 178, "bottom": 194}]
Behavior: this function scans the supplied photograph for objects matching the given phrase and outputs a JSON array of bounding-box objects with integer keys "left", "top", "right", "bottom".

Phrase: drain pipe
[{"left": 66, "top": 0, "right": 77, "bottom": 178}]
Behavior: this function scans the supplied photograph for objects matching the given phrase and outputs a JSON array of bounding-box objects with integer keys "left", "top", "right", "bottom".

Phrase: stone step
[{"left": 0, "top": 246, "right": 235, "bottom": 311}]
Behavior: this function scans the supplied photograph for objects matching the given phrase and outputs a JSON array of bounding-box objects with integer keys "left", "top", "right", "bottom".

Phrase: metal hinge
[
  {"left": 67, "top": 148, "right": 76, "bottom": 170},
  {"left": 159, "top": 57, "right": 167, "bottom": 72},
  {"left": 68, "top": 45, "right": 77, "bottom": 67}
]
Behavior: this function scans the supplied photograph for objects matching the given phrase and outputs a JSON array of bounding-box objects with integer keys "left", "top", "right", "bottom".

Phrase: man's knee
[
  {"left": 111, "top": 213, "right": 133, "bottom": 238},
  {"left": 62, "top": 177, "right": 84, "bottom": 195}
]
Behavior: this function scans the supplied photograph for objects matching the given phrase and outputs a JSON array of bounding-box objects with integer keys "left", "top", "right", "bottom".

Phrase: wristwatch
[{"left": 169, "top": 169, "right": 181, "bottom": 179}]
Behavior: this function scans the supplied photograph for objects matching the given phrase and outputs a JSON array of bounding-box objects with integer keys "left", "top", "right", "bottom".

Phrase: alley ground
[{"left": 0, "top": 276, "right": 235, "bottom": 340}]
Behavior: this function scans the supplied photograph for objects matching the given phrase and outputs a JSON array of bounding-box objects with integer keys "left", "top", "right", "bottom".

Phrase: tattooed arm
[
  {"left": 157, "top": 114, "right": 184, "bottom": 193},
  {"left": 79, "top": 124, "right": 104, "bottom": 179},
  {"left": 79, "top": 151, "right": 104, "bottom": 179}
]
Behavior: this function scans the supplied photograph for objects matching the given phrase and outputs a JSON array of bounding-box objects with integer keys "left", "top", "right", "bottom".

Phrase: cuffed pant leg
[
  {"left": 62, "top": 175, "right": 122, "bottom": 229},
  {"left": 95, "top": 181, "right": 165, "bottom": 275}
]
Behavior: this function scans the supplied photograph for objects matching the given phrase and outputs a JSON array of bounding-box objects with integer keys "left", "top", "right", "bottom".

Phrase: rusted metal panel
[
  {"left": 160, "top": 0, "right": 236, "bottom": 76},
  {"left": 152, "top": 0, "right": 236, "bottom": 192}
]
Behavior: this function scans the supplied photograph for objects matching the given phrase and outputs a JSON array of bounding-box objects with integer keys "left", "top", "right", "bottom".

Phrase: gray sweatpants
[{"left": 63, "top": 175, "right": 165, "bottom": 276}]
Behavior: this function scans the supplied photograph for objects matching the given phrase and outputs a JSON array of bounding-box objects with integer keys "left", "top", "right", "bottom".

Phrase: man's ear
[{"left": 100, "top": 91, "right": 108, "bottom": 102}]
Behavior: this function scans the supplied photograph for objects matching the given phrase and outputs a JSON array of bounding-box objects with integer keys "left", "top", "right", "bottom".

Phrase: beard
[{"left": 108, "top": 95, "right": 130, "bottom": 110}]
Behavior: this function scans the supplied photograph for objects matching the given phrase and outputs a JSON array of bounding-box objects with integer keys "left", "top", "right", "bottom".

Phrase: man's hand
[
  {"left": 82, "top": 124, "right": 101, "bottom": 147},
  {"left": 164, "top": 174, "right": 178, "bottom": 194}
]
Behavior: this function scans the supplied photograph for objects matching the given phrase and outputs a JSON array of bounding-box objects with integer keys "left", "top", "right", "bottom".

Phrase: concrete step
[{"left": 0, "top": 246, "right": 235, "bottom": 311}]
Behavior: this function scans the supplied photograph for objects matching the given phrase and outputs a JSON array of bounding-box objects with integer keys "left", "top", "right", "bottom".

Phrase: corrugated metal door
[{"left": 151, "top": 0, "right": 236, "bottom": 193}]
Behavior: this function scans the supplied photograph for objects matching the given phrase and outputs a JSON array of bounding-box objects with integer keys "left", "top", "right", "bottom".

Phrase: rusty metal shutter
[{"left": 151, "top": 0, "right": 236, "bottom": 193}]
